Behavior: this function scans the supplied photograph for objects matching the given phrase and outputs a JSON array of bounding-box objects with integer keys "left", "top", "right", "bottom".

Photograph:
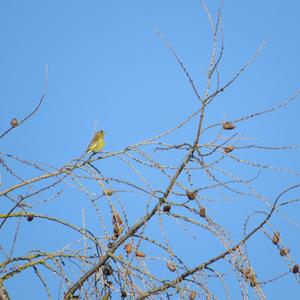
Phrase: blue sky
[{"left": 1, "top": 1, "right": 300, "bottom": 299}]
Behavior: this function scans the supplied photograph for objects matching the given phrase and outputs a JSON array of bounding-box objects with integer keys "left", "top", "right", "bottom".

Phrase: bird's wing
[
  {"left": 86, "top": 134, "right": 98, "bottom": 151},
  {"left": 89, "top": 134, "right": 98, "bottom": 146}
]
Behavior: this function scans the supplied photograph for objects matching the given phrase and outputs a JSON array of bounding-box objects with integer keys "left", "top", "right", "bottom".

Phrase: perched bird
[{"left": 86, "top": 130, "right": 105, "bottom": 154}]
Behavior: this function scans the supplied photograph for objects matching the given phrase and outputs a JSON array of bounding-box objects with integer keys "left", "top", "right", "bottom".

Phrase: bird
[{"left": 86, "top": 130, "right": 105, "bottom": 155}]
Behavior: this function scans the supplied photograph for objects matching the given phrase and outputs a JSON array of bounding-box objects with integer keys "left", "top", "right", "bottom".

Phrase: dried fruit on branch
[
  {"left": 243, "top": 268, "right": 252, "bottom": 280},
  {"left": 223, "top": 122, "right": 235, "bottom": 130},
  {"left": 186, "top": 190, "right": 197, "bottom": 200},
  {"left": 292, "top": 264, "right": 299, "bottom": 273},
  {"left": 27, "top": 215, "right": 34, "bottom": 222},
  {"left": 166, "top": 261, "right": 176, "bottom": 272},
  {"left": 243, "top": 267, "right": 257, "bottom": 287},
  {"left": 121, "top": 291, "right": 127, "bottom": 297},
  {"left": 272, "top": 232, "right": 280, "bottom": 245},
  {"left": 199, "top": 207, "right": 206, "bottom": 218},
  {"left": 250, "top": 274, "right": 257, "bottom": 287},
  {"left": 280, "top": 248, "right": 289, "bottom": 257},
  {"left": 124, "top": 243, "right": 132, "bottom": 254},
  {"left": 135, "top": 250, "right": 145, "bottom": 258},
  {"left": 104, "top": 189, "right": 113, "bottom": 196},
  {"left": 113, "top": 223, "right": 123, "bottom": 240},
  {"left": 112, "top": 212, "right": 123, "bottom": 225},
  {"left": 113, "top": 224, "right": 121, "bottom": 235},
  {"left": 102, "top": 264, "right": 113, "bottom": 276},
  {"left": 10, "top": 118, "right": 18, "bottom": 127},
  {"left": 224, "top": 145, "right": 235, "bottom": 153},
  {"left": 163, "top": 205, "right": 171, "bottom": 212},
  {"left": 189, "top": 291, "right": 197, "bottom": 300}
]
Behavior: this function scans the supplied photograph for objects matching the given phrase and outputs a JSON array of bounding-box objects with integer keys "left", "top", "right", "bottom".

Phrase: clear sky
[{"left": 1, "top": 1, "right": 300, "bottom": 299}]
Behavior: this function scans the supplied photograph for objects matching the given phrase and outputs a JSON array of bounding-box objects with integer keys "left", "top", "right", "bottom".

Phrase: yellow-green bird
[{"left": 86, "top": 130, "right": 105, "bottom": 154}]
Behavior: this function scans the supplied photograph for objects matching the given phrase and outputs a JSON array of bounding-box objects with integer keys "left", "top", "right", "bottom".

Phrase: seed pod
[
  {"left": 113, "top": 224, "right": 123, "bottom": 239},
  {"left": 186, "top": 190, "right": 197, "bottom": 200},
  {"left": 102, "top": 264, "right": 113, "bottom": 276},
  {"left": 121, "top": 291, "right": 127, "bottom": 297},
  {"left": 10, "top": 118, "right": 18, "bottom": 128},
  {"left": 27, "top": 215, "right": 34, "bottom": 222},
  {"left": 166, "top": 261, "right": 176, "bottom": 272},
  {"left": 280, "top": 248, "right": 289, "bottom": 257},
  {"left": 199, "top": 207, "right": 206, "bottom": 217},
  {"left": 113, "top": 224, "right": 119, "bottom": 235},
  {"left": 250, "top": 274, "right": 257, "bottom": 287},
  {"left": 113, "top": 212, "right": 123, "bottom": 225},
  {"left": 107, "top": 242, "right": 113, "bottom": 249},
  {"left": 292, "top": 264, "right": 299, "bottom": 273},
  {"left": 272, "top": 232, "right": 280, "bottom": 245},
  {"left": 114, "top": 223, "right": 124, "bottom": 237},
  {"left": 243, "top": 268, "right": 252, "bottom": 280},
  {"left": 224, "top": 145, "right": 235, "bottom": 153},
  {"left": 104, "top": 189, "right": 113, "bottom": 196},
  {"left": 163, "top": 205, "right": 171, "bottom": 212},
  {"left": 223, "top": 122, "right": 235, "bottom": 130},
  {"left": 124, "top": 243, "right": 132, "bottom": 254},
  {"left": 135, "top": 250, "right": 145, "bottom": 258},
  {"left": 189, "top": 291, "right": 197, "bottom": 300}
]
